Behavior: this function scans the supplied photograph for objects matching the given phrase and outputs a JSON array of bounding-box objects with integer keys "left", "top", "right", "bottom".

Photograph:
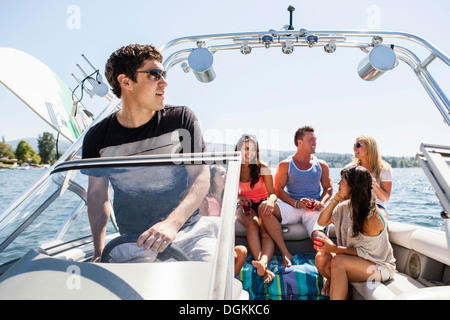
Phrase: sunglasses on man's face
[
  {"left": 353, "top": 142, "right": 364, "bottom": 148},
  {"left": 135, "top": 68, "right": 166, "bottom": 81}
]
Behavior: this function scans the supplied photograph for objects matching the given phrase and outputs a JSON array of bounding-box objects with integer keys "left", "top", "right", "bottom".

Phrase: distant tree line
[
  {"left": 314, "top": 152, "right": 418, "bottom": 168},
  {"left": 1, "top": 136, "right": 419, "bottom": 168},
  {"left": 0, "top": 132, "right": 58, "bottom": 165},
  {"left": 208, "top": 142, "right": 420, "bottom": 169},
  {"left": 260, "top": 150, "right": 418, "bottom": 168}
]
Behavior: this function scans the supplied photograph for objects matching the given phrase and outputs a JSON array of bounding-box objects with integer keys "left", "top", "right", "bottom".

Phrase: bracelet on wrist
[
  {"left": 331, "top": 198, "right": 339, "bottom": 205},
  {"left": 294, "top": 200, "right": 298, "bottom": 208}
]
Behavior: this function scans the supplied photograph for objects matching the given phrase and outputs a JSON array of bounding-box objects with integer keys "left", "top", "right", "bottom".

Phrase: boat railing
[
  {"left": 159, "top": 28, "right": 450, "bottom": 126},
  {"left": 416, "top": 143, "right": 450, "bottom": 256}
]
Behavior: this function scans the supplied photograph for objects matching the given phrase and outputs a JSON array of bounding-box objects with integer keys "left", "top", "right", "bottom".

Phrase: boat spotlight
[
  {"left": 324, "top": 42, "right": 336, "bottom": 53},
  {"left": 181, "top": 62, "right": 190, "bottom": 73},
  {"left": 187, "top": 47, "right": 216, "bottom": 83},
  {"left": 357, "top": 45, "right": 398, "bottom": 81},
  {"left": 240, "top": 44, "right": 252, "bottom": 55},
  {"left": 262, "top": 34, "right": 274, "bottom": 49},
  {"left": 306, "top": 35, "right": 318, "bottom": 48},
  {"left": 282, "top": 43, "right": 294, "bottom": 54}
]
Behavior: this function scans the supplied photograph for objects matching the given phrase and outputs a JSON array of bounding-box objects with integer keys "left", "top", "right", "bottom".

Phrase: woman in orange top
[{"left": 236, "top": 134, "right": 280, "bottom": 283}]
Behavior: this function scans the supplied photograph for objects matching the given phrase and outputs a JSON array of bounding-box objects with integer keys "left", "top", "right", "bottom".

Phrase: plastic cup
[
  {"left": 243, "top": 201, "right": 251, "bottom": 214},
  {"left": 313, "top": 237, "right": 324, "bottom": 249},
  {"left": 306, "top": 200, "right": 316, "bottom": 210}
]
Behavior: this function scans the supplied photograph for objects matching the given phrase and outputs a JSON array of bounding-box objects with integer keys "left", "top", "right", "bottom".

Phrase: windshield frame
[{"left": 0, "top": 152, "right": 241, "bottom": 269}]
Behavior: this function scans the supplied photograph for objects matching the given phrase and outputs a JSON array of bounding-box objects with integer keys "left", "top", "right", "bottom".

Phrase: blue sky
[{"left": 1, "top": 0, "right": 449, "bottom": 157}]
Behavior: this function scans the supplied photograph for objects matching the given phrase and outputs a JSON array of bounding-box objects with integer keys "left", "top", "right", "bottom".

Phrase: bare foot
[
  {"left": 252, "top": 260, "right": 267, "bottom": 276},
  {"left": 321, "top": 277, "right": 330, "bottom": 296},
  {"left": 281, "top": 253, "right": 293, "bottom": 267},
  {"left": 264, "top": 269, "right": 275, "bottom": 283}
]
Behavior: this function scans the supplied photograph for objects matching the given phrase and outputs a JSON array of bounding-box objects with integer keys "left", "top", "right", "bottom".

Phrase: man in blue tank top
[{"left": 260, "top": 126, "right": 333, "bottom": 266}]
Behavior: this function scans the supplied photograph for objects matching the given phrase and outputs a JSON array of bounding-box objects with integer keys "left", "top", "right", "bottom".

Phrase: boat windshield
[{"left": 0, "top": 153, "right": 240, "bottom": 267}]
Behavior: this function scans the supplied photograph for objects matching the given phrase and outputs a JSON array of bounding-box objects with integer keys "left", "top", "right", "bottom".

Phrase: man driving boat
[{"left": 82, "top": 44, "right": 215, "bottom": 263}]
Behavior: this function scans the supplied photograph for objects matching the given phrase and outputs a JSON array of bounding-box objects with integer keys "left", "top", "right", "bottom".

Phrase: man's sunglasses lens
[
  {"left": 136, "top": 69, "right": 166, "bottom": 80},
  {"left": 149, "top": 69, "right": 166, "bottom": 80}
]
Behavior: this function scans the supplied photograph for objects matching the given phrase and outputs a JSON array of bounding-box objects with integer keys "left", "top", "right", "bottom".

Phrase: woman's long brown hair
[
  {"left": 235, "top": 134, "right": 261, "bottom": 189},
  {"left": 341, "top": 166, "right": 374, "bottom": 237}
]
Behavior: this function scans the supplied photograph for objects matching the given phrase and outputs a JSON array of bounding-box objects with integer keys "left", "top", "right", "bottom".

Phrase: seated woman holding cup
[
  {"left": 314, "top": 166, "right": 396, "bottom": 300},
  {"left": 236, "top": 134, "right": 280, "bottom": 283}
]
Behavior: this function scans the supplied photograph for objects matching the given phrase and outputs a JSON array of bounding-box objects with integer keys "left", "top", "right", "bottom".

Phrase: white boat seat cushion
[
  {"left": 351, "top": 272, "right": 425, "bottom": 300},
  {"left": 235, "top": 220, "right": 311, "bottom": 240},
  {"left": 235, "top": 220, "right": 336, "bottom": 240}
]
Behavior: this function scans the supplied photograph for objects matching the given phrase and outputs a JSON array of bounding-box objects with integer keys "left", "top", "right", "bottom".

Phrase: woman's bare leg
[
  {"left": 234, "top": 245, "right": 248, "bottom": 277},
  {"left": 259, "top": 204, "right": 293, "bottom": 266},
  {"left": 315, "top": 251, "right": 334, "bottom": 295},
  {"left": 252, "top": 222, "right": 275, "bottom": 281},
  {"left": 237, "top": 207, "right": 261, "bottom": 262},
  {"left": 329, "top": 255, "right": 381, "bottom": 300}
]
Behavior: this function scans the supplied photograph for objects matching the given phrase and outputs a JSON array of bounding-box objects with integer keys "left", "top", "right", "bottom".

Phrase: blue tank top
[{"left": 285, "top": 155, "right": 322, "bottom": 201}]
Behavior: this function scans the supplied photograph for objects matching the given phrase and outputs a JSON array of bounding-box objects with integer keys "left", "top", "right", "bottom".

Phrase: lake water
[{"left": 0, "top": 167, "right": 444, "bottom": 231}]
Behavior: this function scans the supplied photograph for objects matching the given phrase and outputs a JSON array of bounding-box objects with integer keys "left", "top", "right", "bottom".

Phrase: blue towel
[{"left": 237, "top": 253, "right": 329, "bottom": 300}]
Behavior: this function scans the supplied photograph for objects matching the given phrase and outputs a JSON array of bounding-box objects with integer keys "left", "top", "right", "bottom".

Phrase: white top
[
  {"left": 344, "top": 163, "right": 392, "bottom": 208},
  {"left": 376, "top": 166, "right": 392, "bottom": 207}
]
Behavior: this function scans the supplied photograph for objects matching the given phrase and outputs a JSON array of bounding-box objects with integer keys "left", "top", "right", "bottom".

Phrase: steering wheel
[{"left": 100, "top": 234, "right": 190, "bottom": 263}]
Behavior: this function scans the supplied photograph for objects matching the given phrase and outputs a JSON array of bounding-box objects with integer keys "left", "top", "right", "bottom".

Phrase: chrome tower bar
[{"left": 159, "top": 28, "right": 450, "bottom": 126}]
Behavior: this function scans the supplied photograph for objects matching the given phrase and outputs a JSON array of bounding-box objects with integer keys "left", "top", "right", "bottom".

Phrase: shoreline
[{"left": 0, "top": 163, "right": 50, "bottom": 170}]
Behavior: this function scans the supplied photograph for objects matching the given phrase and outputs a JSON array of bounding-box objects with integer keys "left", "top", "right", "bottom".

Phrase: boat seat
[
  {"left": 350, "top": 272, "right": 425, "bottom": 300},
  {"left": 235, "top": 219, "right": 310, "bottom": 240},
  {"left": 351, "top": 222, "right": 450, "bottom": 300},
  {"left": 235, "top": 219, "right": 336, "bottom": 240},
  {"left": 352, "top": 272, "right": 450, "bottom": 300}
]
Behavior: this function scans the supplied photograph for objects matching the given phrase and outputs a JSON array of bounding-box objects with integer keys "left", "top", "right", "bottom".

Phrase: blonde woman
[{"left": 350, "top": 135, "right": 392, "bottom": 209}]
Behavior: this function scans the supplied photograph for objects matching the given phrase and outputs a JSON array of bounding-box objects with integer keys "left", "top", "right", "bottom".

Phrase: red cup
[
  {"left": 306, "top": 200, "right": 316, "bottom": 210},
  {"left": 313, "top": 237, "right": 324, "bottom": 248},
  {"left": 243, "top": 201, "right": 251, "bottom": 214}
]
